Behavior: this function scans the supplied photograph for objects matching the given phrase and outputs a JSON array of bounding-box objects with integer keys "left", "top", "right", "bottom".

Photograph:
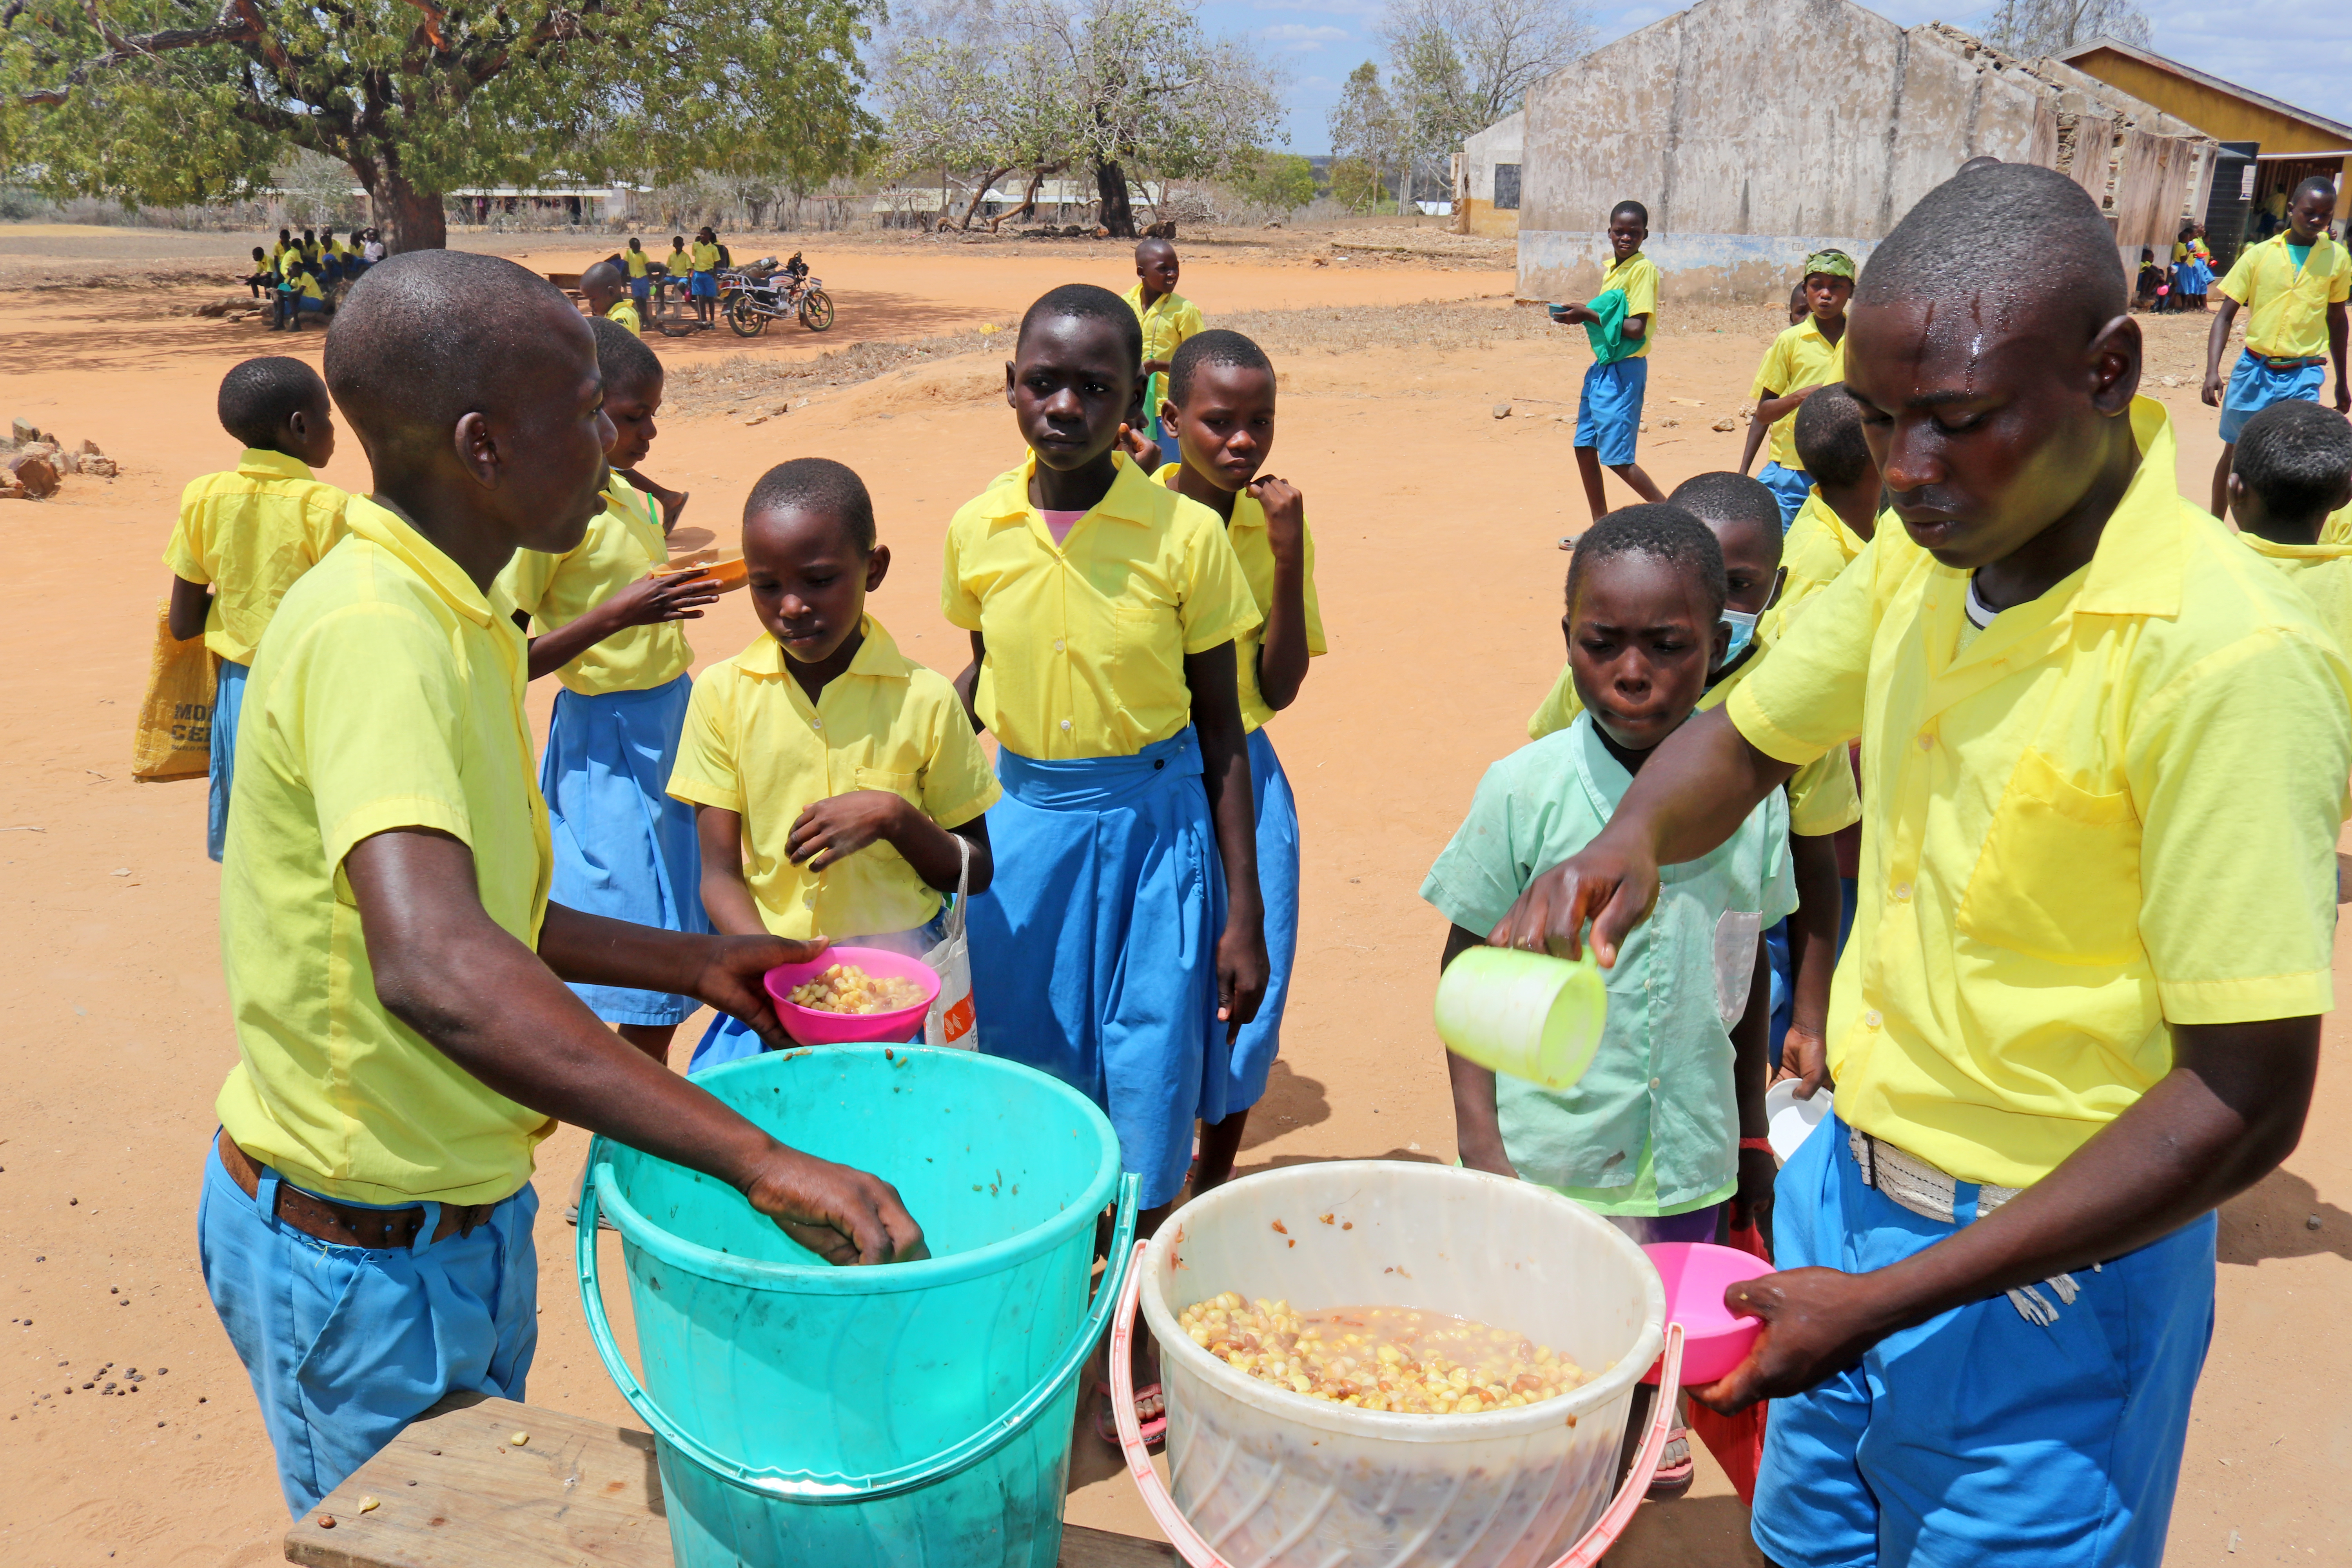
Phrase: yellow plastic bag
[{"left": 132, "top": 603, "right": 220, "bottom": 782}]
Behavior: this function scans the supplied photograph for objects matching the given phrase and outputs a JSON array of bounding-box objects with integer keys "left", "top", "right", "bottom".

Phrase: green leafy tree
[
  {"left": 1011, "top": 0, "right": 1283, "bottom": 238},
  {"left": 1234, "top": 150, "right": 1315, "bottom": 212},
  {"left": 0, "top": 0, "right": 885, "bottom": 252},
  {"left": 1326, "top": 154, "right": 1387, "bottom": 213},
  {"left": 1326, "top": 62, "right": 1396, "bottom": 210}
]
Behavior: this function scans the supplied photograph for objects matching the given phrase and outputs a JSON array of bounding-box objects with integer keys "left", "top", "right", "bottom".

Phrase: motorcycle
[{"left": 724, "top": 252, "right": 835, "bottom": 336}]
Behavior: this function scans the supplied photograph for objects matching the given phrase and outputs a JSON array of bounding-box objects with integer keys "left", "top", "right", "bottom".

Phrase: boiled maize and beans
[
  {"left": 1176, "top": 1295, "right": 1597, "bottom": 1414},
  {"left": 787, "top": 964, "right": 926, "bottom": 1014}
]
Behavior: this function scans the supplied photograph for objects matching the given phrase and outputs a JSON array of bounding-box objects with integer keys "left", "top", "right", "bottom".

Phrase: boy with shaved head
[
  {"left": 1124, "top": 237, "right": 1206, "bottom": 458},
  {"left": 198, "top": 250, "right": 924, "bottom": 1517},
  {"left": 1494, "top": 165, "right": 2350, "bottom": 1564}
]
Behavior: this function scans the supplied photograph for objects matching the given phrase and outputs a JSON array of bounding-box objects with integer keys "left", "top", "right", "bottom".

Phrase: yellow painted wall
[
  {"left": 2069, "top": 49, "right": 2348, "bottom": 154},
  {"left": 1460, "top": 200, "right": 1520, "bottom": 238}
]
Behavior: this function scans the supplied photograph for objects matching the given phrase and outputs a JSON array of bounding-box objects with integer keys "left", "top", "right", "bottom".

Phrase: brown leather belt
[{"left": 215, "top": 1130, "right": 497, "bottom": 1250}]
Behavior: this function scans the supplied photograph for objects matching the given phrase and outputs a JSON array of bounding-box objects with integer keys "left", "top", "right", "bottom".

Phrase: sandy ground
[{"left": 0, "top": 221, "right": 2344, "bottom": 1567}]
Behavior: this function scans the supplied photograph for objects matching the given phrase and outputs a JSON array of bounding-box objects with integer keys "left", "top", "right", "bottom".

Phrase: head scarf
[{"left": 1801, "top": 249, "right": 1857, "bottom": 281}]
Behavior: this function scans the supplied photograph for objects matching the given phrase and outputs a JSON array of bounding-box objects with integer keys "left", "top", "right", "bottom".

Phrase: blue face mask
[{"left": 1717, "top": 607, "right": 1760, "bottom": 670}]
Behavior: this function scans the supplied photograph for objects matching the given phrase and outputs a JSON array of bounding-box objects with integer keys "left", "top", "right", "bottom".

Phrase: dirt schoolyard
[{"left": 0, "top": 219, "right": 2342, "bottom": 1566}]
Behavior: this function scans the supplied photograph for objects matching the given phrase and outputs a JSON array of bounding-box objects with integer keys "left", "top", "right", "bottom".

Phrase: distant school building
[
  {"left": 1460, "top": 0, "right": 2225, "bottom": 303},
  {"left": 2056, "top": 38, "right": 2352, "bottom": 273}
]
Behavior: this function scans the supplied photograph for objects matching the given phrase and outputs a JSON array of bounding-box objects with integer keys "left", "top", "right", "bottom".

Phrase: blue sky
[{"left": 1220, "top": 0, "right": 2352, "bottom": 154}]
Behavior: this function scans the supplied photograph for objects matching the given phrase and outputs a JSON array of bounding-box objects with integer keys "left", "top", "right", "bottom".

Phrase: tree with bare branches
[
  {"left": 0, "top": 0, "right": 883, "bottom": 252},
  {"left": 1983, "top": 0, "right": 2151, "bottom": 60},
  {"left": 1378, "top": 0, "right": 1593, "bottom": 148}
]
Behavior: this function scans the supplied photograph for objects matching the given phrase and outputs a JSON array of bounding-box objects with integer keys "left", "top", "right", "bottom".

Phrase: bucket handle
[
  {"left": 1107, "top": 1239, "right": 1687, "bottom": 1567},
  {"left": 577, "top": 1140, "right": 1140, "bottom": 1502}
]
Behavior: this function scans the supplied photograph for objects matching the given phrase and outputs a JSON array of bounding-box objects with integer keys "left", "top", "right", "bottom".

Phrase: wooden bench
[{"left": 283, "top": 1392, "right": 1174, "bottom": 1568}]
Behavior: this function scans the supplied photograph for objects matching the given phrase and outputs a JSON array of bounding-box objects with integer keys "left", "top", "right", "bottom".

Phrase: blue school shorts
[
  {"left": 2218, "top": 354, "right": 2325, "bottom": 443},
  {"left": 1752, "top": 1116, "right": 2214, "bottom": 1568},
  {"left": 196, "top": 1136, "right": 538, "bottom": 1514},
  {"left": 689, "top": 270, "right": 717, "bottom": 299},
  {"left": 1757, "top": 461, "right": 1811, "bottom": 528},
  {"left": 208, "top": 658, "right": 248, "bottom": 863},
  {"left": 1576, "top": 358, "right": 1648, "bottom": 467},
  {"left": 630, "top": 277, "right": 651, "bottom": 305}
]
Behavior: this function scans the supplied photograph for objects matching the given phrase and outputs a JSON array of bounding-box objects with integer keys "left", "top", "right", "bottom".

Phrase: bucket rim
[
  {"left": 1138, "top": 1160, "right": 1668, "bottom": 1443},
  {"left": 592, "top": 1044, "right": 1124, "bottom": 1296}
]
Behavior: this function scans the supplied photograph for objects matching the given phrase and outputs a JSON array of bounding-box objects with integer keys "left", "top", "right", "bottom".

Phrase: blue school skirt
[
  {"left": 208, "top": 658, "right": 249, "bottom": 862},
  {"left": 1753, "top": 1117, "right": 2214, "bottom": 1568},
  {"left": 1756, "top": 461, "right": 1812, "bottom": 528},
  {"left": 1576, "top": 358, "right": 1648, "bottom": 467},
  {"left": 1227, "top": 726, "right": 1299, "bottom": 1112},
  {"left": 969, "top": 729, "right": 1227, "bottom": 1209},
  {"left": 2219, "top": 353, "right": 2326, "bottom": 443},
  {"left": 541, "top": 674, "right": 708, "bottom": 1026}
]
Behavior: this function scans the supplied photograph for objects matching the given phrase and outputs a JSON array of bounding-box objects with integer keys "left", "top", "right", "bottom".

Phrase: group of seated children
[{"left": 241, "top": 225, "right": 385, "bottom": 329}]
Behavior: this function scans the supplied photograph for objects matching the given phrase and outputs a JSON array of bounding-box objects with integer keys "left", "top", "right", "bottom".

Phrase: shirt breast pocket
[
  {"left": 1111, "top": 603, "right": 1184, "bottom": 712},
  {"left": 1957, "top": 746, "right": 2142, "bottom": 965},
  {"left": 853, "top": 765, "right": 920, "bottom": 807},
  {"left": 1713, "top": 910, "right": 1762, "bottom": 1028}
]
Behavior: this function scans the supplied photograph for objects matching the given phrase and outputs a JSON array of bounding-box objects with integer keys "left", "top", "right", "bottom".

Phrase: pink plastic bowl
[
  {"left": 761, "top": 946, "right": 940, "bottom": 1046},
  {"left": 1640, "top": 1241, "right": 1776, "bottom": 1386}
]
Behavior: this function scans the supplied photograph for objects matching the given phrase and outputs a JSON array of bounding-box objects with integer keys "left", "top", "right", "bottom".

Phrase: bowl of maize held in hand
[{"left": 762, "top": 946, "right": 938, "bottom": 1044}]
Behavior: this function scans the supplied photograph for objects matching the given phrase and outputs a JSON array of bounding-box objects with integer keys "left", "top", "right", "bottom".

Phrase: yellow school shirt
[
  {"left": 1524, "top": 632, "right": 1861, "bottom": 838},
  {"left": 691, "top": 240, "right": 720, "bottom": 272},
  {"left": 2238, "top": 534, "right": 2352, "bottom": 655},
  {"left": 1748, "top": 319, "right": 1846, "bottom": 470},
  {"left": 1773, "top": 488, "right": 1870, "bottom": 631},
  {"left": 2323, "top": 503, "right": 2352, "bottom": 545},
  {"left": 668, "top": 617, "right": 1001, "bottom": 940},
  {"left": 2216, "top": 233, "right": 2352, "bottom": 360},
  {"left": 1602, "top": 252, "right": 1661, "bottom": 359},
  {"left": 605, "top": 298, "right": 642, "bottom": 337},
  {"left": 1151, "top": 464, "right": 1328, "bottom": 730},
  {"left": 941, "top": 452, "right": 1261, "bottom": 759},
  {"left": 625, "top": 249, "right": 651, "bottom": 279},
  {"left": 665, "top": 248, "right": 691, "bottom": 278},
  {"left": 163, "top": 449, "right": 352, "bottom": 665},
  {"left": 214, "top": 496, "right": 556, "bottom": 1207},
  {"left": 1122, "top": 283, "right": 1206, "bottom": 366},
  {"left": 501, "top": 474, "right": 691, "bottom": 697},
  {"left": 1724, "top": 398, "right": 2350, "bottom": 1189}
]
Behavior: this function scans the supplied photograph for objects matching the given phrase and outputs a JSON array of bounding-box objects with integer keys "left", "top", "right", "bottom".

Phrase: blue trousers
[
  {"left": 542, "top": 675, "right": 708, "bottom": 1025},
  {"left": 208, "top": 659, "right": 248, "bottom": 862},
  {"left": 196, "top": 1137, "right": 539, "bottom": 1515},
  {"left": 1753, "top": 1117, "right": 2215, "bottom": 1567},
  {"left": 969, "top": 730, "right": 1227, "bottom": 1209},
  {"left": 1757, "top": 461, "right": 1812, "bottom": 528}
]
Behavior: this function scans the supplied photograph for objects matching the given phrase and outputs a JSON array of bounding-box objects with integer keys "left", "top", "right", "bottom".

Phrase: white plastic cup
[{"left": 1433, "top": 945, "right": 1608, "bottom": 1090}]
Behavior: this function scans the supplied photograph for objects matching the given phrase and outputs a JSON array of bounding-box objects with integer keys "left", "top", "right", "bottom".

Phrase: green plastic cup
[{"left": 1433, "top": 946, "right": 1609, "bottom": 1090}]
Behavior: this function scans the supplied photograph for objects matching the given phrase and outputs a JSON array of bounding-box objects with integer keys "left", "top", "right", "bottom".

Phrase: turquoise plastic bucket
[{"left": 578, "top": 1045, "right": 1138, "bottom": 1568}]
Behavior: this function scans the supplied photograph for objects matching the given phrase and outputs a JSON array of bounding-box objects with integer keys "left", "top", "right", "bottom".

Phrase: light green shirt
[{"left": 1421, "top": 712, "right": 1797, "bottom": 1214}]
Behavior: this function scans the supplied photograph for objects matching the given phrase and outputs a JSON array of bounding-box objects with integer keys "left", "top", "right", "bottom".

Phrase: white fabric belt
[{"left": 1847, "top": 1125, "right": 2087, "bottom": 1326}]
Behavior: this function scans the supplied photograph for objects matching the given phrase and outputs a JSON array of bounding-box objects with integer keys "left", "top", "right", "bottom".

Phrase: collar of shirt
[
  {"left": 979, "top": 450, "right": 1159, "bottom": 550},
  {"left": 1797, "top": 489, "right": 1867, "bottom": 561},
  {"left": 2236, "top": 533, "right": 2352, "bottom": 564},
  {"left": 599, "top": 472, "right": 661, "bottom": 544},
  {"left": 734, "top": 613, "right": 915, "bottom": 694},
  {"left": 342, "top": 495, "right": 501, "bottom": 630},
  {"left": 236, "top": 448, "right": 316, "bottom": 484},
  {"left": 1149, "top": 461, "right": 1259, "bottom": 531}
]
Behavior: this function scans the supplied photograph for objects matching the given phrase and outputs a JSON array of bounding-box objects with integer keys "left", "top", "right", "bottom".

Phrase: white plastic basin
[{"left": 1136, "top": 1161, "right": 1667, "bottom": 1568}]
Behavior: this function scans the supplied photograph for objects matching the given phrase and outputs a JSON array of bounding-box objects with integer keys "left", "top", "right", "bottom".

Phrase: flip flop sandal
[
  {"left": 564, "top": 1203, "right": 619, "bottom": 1234},
  {"left": 1645, "top": 1426, "right": 1695, "bottom": 1500},
  {"left": 1097, "top": 1380, "right": 1167, "bottom": 1447}
]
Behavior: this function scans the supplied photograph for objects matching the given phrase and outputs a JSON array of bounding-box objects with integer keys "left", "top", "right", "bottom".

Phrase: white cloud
[{"left": 1259, "top": 21, "right": 1352, "bottom": 48}]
